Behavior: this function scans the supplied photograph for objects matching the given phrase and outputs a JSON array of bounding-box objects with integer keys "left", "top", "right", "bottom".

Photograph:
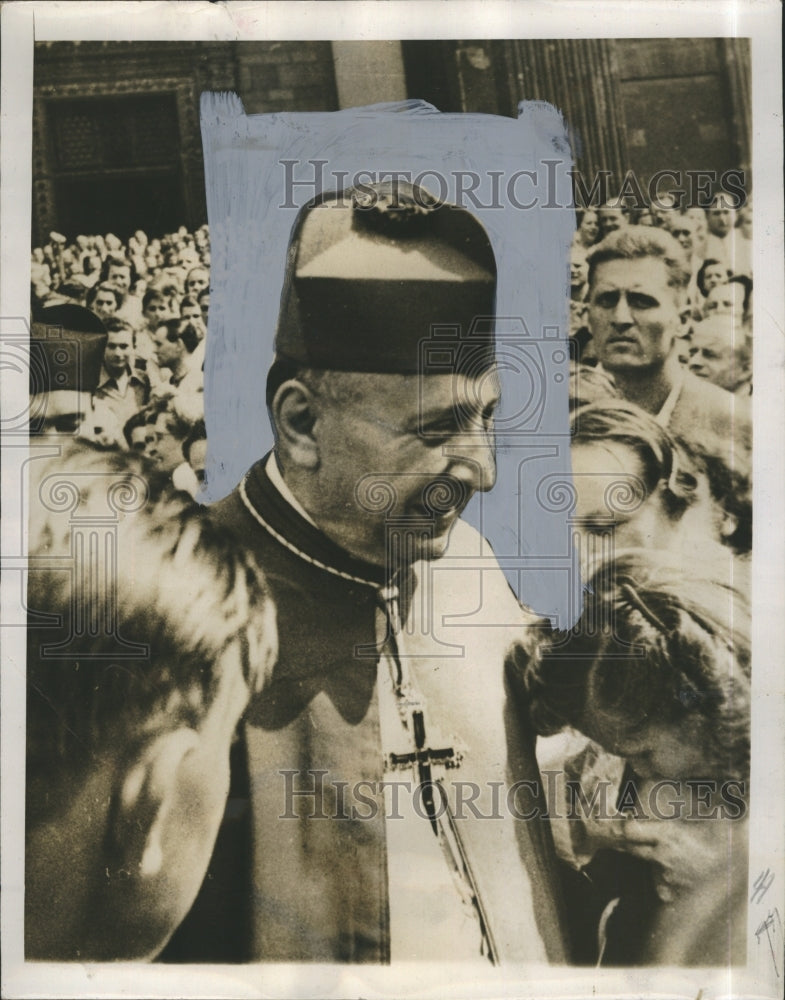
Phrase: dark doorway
[
  {"left": 54, "top": 171, "right": 185, "bottom": 240},
  {"left": 45, "top": 92, "right": 187, "bottom": 240}
]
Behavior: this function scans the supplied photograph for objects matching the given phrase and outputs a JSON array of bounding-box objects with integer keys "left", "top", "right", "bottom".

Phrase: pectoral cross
[{"left": 386, "top": 709, "right": 462, "bottom": 833}]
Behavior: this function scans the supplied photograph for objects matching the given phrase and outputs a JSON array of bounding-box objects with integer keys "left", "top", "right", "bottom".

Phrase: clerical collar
[
  {"left": 264, "top": 453, "right": 318, "bottom": 528},
  {"left": 239, "top": 454, "right": 391, "bottom": 590}
]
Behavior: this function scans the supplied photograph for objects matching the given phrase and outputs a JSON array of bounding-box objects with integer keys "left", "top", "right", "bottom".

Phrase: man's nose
[
  {"left": 447, "top": 425, "right": 497, "bottom": 494},
  {"left": 611, "top": 293, "right": 634, "bottom": 327}
]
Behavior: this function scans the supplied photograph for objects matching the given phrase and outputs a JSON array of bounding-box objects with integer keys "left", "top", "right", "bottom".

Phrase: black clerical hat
[
  {"left": 275, "top": 180, "right": 497, "bottom": 374},
  {"left": 29, "top": 304, "right": 107, "bottom": 395}
]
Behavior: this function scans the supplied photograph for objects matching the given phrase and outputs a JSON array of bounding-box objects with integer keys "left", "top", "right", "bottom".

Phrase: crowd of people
[
  {"left": 31, "top": 223, "right": 210, "bottom": 495},
  {"left": 537, "top": 188, "right": 753, "bottom": 964},
  {"left": 25, "top": 180, "right": 753, "bottom": 968},
  {"left": 569, "top": 192, "right": 753, "bottom": 396}
]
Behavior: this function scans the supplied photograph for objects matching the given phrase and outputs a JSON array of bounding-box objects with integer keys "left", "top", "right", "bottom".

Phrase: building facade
[{"left": 32, "top": 38, "right": 751, "bottom": 244}]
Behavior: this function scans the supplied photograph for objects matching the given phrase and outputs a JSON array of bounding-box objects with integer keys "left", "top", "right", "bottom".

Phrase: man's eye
[
  {"left": 422, "top": 424, "right": 456, "bottom": 442},
  {"left": 592, "top": 291, "right": 620, "bottom": 309},
  {"left": 582, "top": 521, "right": 616, "bottom": 535},
  {"left": 481, "top": 402, "right": 497, "bottom": 427},
  {"left": 627, "top": 292, "right": 658, "bottom": 309}
]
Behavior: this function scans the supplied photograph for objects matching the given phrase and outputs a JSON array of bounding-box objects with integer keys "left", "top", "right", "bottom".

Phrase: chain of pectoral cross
[{"left": 378, "top": 583, "right": 498, "bottom": 964}]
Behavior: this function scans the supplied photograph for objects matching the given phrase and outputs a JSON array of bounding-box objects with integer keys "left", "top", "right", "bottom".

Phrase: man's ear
[
  {"left": 113, "top": 728, "right": 200, "bottom": 880},
  {"left": 273, "top": 379, "right": 320, "bottom": 470}
]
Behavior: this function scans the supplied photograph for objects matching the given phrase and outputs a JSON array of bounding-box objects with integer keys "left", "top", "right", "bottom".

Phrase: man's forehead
[
  {"left": 422, "top": 370, "right": 499, "bottom": 407},
  {"left": 592, "top": 256, "right": 673, "bottom": 288},
  {"left": 693, "top": 321, "right": 735, "bottom": 350},
  {"left": 333, "top": 369, "right": 499, "bottom": 419}
]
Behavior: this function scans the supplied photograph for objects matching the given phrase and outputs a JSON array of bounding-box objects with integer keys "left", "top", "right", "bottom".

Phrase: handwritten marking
[
  {"left": 755, "top": 907, "right": 782, "bottom": 979},
  {"left": 751, "top": 867, "right": 775, "bottom": 904}
]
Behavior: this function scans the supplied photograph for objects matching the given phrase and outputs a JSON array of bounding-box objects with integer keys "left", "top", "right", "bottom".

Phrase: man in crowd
[
  {"left": 704, "top": 192, "right": 737, "bottom": 272},
  {"left": 597, "top": 199, "right": 627, "bottom": 239},
  {"left": 86, "top": 281, "right": 124, "bottom": 325},
  {"left": 166, "top": 181, "right": 569, "bottom": 965},
  {"left": 100, "top": 253, "right": 143, "bottom": 325},
  {"left": 585, "top": 227, "right": 751, "bottom": 459},
  {"left": 666, "top": 213, "right": 702, "bottom": 315},
  {"left": 688, "top": 314, "right": 752, "bottom": 396},
  {"left": 152, "top": 317, "right": 203, "bottom": 399},
  {"left": 143, "top": 396, "right": 197, "bottom": 478},
  {"left": 650, "top": 191, "right": 680, "bottom": 230},
  {"left": 92, "top": 318, "right": 150, "bottom": 438},
  {"left": 99, "top": 253, "right": 135, "bottom": 296},
  {"left": 184, "top": 265, "right": 209, "bottom": 298}
]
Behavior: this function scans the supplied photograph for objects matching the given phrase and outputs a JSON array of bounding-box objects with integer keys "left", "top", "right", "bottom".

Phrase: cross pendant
[{"left": 386, "top": 709, "right": 462, "bottom": 833}]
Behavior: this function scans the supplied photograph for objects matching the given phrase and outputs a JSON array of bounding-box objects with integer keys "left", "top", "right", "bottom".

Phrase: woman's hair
[
  {"left": 679, "top": 439, "right": 752, "bottom": 555},
  {"left": 523, "top": 549, "right": 751, "bottom": 782},
  {"left": 571, "top": 401, "right": 700, "bottom": 519}
]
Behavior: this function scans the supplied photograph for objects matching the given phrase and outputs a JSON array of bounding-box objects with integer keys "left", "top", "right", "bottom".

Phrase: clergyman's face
[
  {"left": 588, "top": 257, "right": 683, "bottom": 375},
  {"left": 308, "top": 370, "right": 500, "bottom": 566}
]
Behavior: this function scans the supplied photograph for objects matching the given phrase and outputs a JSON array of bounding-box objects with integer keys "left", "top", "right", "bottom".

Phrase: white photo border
[{"left": 2, "top": 3, "right": 783, "bottom": 998}]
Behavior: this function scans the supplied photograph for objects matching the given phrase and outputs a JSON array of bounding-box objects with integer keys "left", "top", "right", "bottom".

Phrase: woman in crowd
[
  {"left": 523, "top": 548, "right": 750, "bottom": 966},
  {"left": 573, "top": 208, "right": 600, "bottom": 251},
  {"left": 568, "top": 401, "right": 734, "bottom": 576}
]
